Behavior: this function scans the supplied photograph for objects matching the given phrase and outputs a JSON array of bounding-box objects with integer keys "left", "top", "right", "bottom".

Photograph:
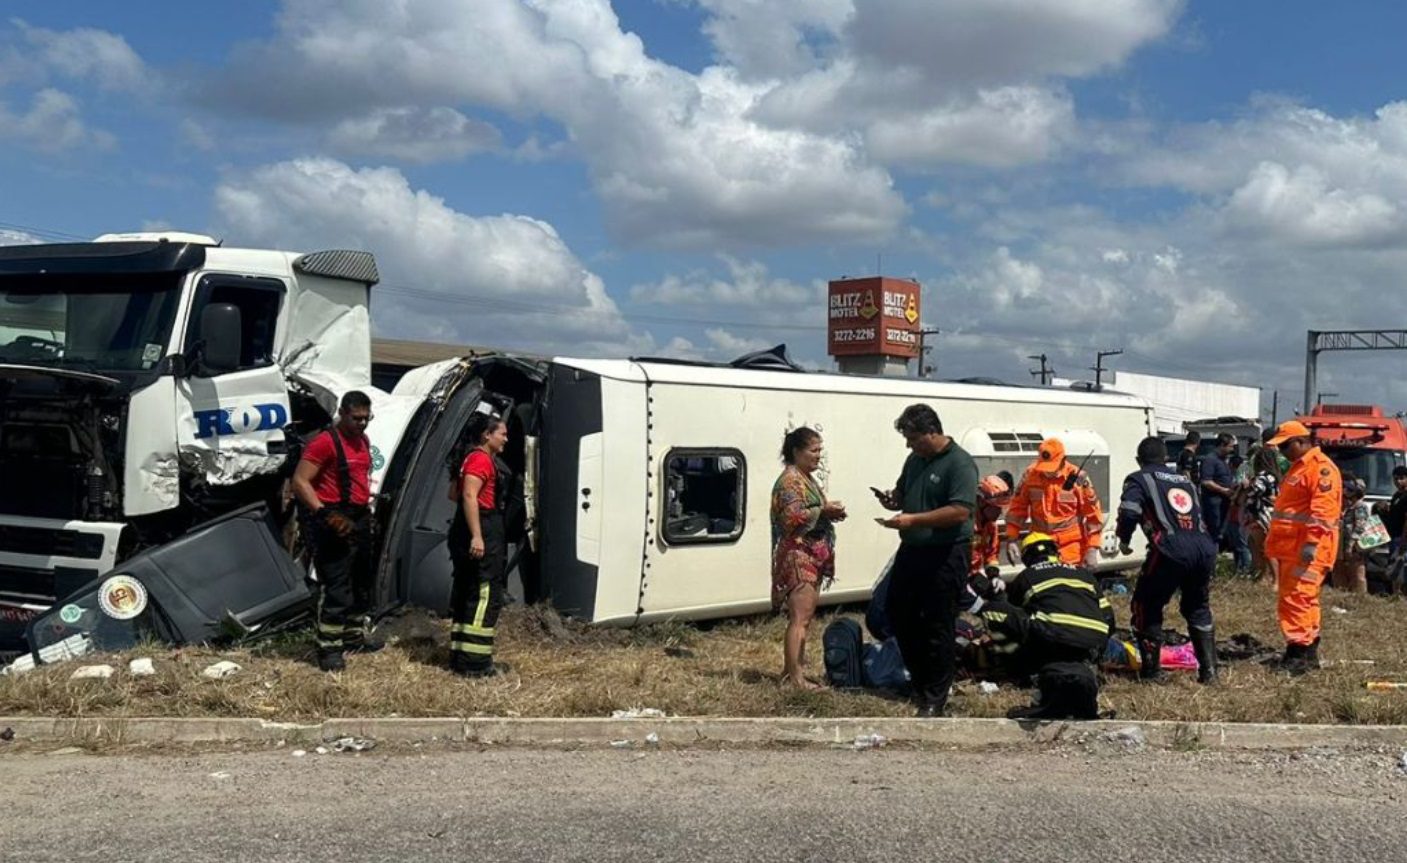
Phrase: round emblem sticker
[
  {"left": 58, "top": 604, "right": 84, "bottom": 625},
  {"left": 98, "top": 575, "right": 148, "bottom": 621},
  {"left": 1167, "top": 488, "right": 1194, "bottom": 515}
]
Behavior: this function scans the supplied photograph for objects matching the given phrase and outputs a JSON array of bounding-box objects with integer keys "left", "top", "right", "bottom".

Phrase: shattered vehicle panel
[{"left": 15, "top": 505, "right": 309, "bottom": 670}]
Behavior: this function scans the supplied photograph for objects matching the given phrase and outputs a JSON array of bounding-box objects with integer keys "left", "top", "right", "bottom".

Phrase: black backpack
[{"left": 822, "top": 618, "right": 864, "bottom": 689}]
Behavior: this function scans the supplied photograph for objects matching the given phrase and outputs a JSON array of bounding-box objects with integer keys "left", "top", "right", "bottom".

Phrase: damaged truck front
[{"left": 0, "top": 234, "right": 382, "bottom": 659}]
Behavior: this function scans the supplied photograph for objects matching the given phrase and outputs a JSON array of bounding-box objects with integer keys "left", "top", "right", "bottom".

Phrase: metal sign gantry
[{"left": 1304, "top": 329, "right": 1407, "bottom": 409}]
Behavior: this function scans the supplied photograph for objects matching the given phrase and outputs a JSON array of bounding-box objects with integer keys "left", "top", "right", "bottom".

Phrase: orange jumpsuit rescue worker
[
  {"left": 1004, "top": 438, "right": 1104, "bottom": 568},
  {"left": 1265, "top": 420, "right": 1342, "bottom": 675},
  {"left": 971, "top": 473, "right": 1013, "bottom": 574},
  {"left": 292, "top": 390, "right": 380, "bottom": 672},
  {"left": 446, "top": 412, "right": 513, "bottom": 677}
]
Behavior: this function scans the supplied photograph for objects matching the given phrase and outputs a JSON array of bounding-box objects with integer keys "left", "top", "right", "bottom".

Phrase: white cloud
[
  {"left": 845, "top": 0, "right": 1181, "bottom": 88},
  {"left": 0, "top": 88, "right": 113, "bottom": 153},
  {"left": 207, "top": 0, "right": 906, "bottom": 248},
  {"left": 326, "top": 107, "right": 502, "bottom": 164},
  {"left": 212, "top": 157, "right": 647, "bottom": 356},
  {"left": 630, "top": 255, "right": 817, "bottom": 306},
  {"left": 1223, "top": 161, "right": 1401, "bottom": 247},
  {"left": 702, "top": 326, "right": 773, "bottom": 357},
  {"left": 1115, "top": 100, "right": 1407, "bottom": 249},
  {"left": 11, "top": 20, "right": 149, "bottom": 92},
  {"left": 694, "top": 0, "right": 851, "bottom": 80},
  {"left": 750, "top": 0, "right": 1176, "bottom": 168},
  {"left": 864, "top": 86, "right": 1075, "bottom": 168}
]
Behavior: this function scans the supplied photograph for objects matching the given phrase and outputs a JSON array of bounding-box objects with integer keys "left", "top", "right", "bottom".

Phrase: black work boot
[
  {"left": 1137, "top": 636, "right": 1166, "bottom": 682},
  {"left": 317, "top": 650, "right": 346, "bottom": 672},
  {"left": 1191, "top": 627, "right": 1219, "bottom": 685},
  {"left": 457, "top": 661, "right": 512, "bottom": 679},
  {"left": 1281, "top": 642, "right": 1316, "bottom": 676}
]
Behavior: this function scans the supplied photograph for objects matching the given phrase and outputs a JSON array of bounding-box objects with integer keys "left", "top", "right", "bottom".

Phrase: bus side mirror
[{"left": 198, "top": 302, "right": 243, "bottom": 374}]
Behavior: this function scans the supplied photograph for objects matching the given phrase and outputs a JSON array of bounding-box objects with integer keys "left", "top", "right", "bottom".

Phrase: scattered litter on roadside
[
  {"left": 645, "top": 732, "right": 660, "bottom": 746},
  {"left": 664, "top": 646, "right": 696, "bottom": 659},
  {"left": 330, "top": 737, "right": 376, "bottom": 753},
  {"left": 209, "top": 771, "right": 232, "bottom": 781},
  {"left": 1367, "top": 682, "right": 1407, "bottom": 691},
  {"left": 0, "top": 727, "right": 14, "bottom": 742},
  {"left": 291, "top": 749, "right": 307, "bottom": 758},
  {"left": 852, "top": 733, "right": 888, "bottom": 751},
  {"left": 201, "top": 661, "right": 241, "bottom": 680},
  {"left": 609, "top": 740, "right": 633, "bottom": 749},
  {"left": 1104, "top": 726, "right": 1147, "bottom": 748},
  {"left": 1330, "top": 606, "right": 1349, "bottom": 615},
  {"left": 128, "top": 658, "right": 156, "bottom": 677},
  {"left": 70, "top": 664, "right": 113, "bottom": 681},
  {"left": 1398, "top": 752, "right": 1407, "bottom": 776},
  {"left": 977, "top": 681, "right": 1000, "bottom": 695},
  {"left": 611, "top": 707, "right": 667, "bottom": 720},
  {"left": 315, "top": 746, "right": 329, "bottom": 755},
  {"left": 1332, "top": 660, "right": 1375, "bottom": 666}
]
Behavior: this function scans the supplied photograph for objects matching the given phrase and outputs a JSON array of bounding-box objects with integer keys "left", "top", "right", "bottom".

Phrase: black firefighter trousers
[
  {"left": 885, "top": 540, "right": 969, "bottom": 711},
  {"left": 449, "top": 512, "right": 507, "bottom": 670},
  {"left": 311, "top": 505, "right": 373, "bottom": 658}
]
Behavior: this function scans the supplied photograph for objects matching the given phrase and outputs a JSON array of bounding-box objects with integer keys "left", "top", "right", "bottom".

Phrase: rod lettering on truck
[{"left": 193, "top": 404, "right": 290, "bottom": 439}]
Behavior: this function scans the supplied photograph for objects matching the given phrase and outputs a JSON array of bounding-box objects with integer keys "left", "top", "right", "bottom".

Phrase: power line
[
  {"left": 0, "top": 220, "right": 88, "bottom": 241},
  {"left": 376, "top": 282, "right": 829, "bottom": 333}
]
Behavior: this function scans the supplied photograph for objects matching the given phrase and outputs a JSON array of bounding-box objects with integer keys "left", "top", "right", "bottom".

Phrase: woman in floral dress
[{"left": 771, "top": 427, "right": 846, "bottom": 689}]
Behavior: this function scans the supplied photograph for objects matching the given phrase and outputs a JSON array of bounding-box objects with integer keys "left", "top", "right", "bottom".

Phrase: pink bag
[{"left": 1160, "top": 642, "right": 1199, "bottom": 671}]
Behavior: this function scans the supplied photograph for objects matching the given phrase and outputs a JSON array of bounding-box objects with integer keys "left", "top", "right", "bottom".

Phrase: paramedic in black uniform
[{"left": 1115, "top": 436, "right": 1219, "bottom": 684}]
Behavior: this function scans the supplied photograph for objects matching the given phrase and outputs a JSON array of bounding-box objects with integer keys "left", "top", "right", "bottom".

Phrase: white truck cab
[{"left": 0, "top": 233, "right": 378, "bottom": 650}]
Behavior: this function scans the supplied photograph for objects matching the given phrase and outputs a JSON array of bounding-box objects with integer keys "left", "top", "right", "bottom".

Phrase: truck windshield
[
  {"left": 0, "top": 274, "right": 183, "bottom": 372},
  {"left": 1323, "top": 447, "right": 1404, "bottom": 497}
]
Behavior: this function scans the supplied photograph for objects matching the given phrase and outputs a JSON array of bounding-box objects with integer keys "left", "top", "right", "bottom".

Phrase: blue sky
[{"left": 5, "top": 1, "right": 1407, "bottom": 414}]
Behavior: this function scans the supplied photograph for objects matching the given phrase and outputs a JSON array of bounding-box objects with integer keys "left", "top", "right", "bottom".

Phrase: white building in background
[{"left": 1053, "top": 370, "right": 1261, "bottom": 436}]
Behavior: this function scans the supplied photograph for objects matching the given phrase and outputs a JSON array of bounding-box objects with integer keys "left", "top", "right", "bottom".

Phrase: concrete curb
[{"left": 3, "top": 715, "right": 1407, "bottom": 750}]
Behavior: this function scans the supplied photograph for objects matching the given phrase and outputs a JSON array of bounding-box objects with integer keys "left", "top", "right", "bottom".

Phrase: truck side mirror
[{"left": 199, "top": 302, "right": 243, "bottom": 374}]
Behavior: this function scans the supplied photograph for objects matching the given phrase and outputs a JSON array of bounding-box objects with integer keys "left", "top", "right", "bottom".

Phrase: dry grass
[{"left": 2, "top": 576, "right": 1406, "bottom": 724}]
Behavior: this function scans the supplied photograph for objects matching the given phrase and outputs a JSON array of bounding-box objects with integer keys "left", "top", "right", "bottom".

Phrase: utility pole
[
  {"left": 1027, "top": 353, "right": 1053, "bottom": 386},
  {"left": 1270, "top": 389, "right": 1278, "bottom": 427},
  {"left": 1090, "top": 348, "right": 1123, "bottom": 391},
  {"left": 915, "top": 328, "right": 940, "bottom": 378}
]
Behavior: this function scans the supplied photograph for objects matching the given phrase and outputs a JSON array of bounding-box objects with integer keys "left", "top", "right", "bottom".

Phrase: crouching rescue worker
[
  {"left": 1005, "top": 438, "right": 1104, "bottom": 568},
  {"left": 446, "top": 412, "right": 512, "bottom": 677},
  {"left": 292, "top": 391, "right": 380, "bottom": 672},
  {"left": 975, "top": 533, "right": 1114, "bottom": 720},
  {"left": 1115, "top": 436, "right": 1218, "bottom": 684},
  {"left": 1264, "top": 421, "right": 1342, "bottom": 675},
  {"left": 971, "top": 473, "right": 1013, "bottom": 574}
]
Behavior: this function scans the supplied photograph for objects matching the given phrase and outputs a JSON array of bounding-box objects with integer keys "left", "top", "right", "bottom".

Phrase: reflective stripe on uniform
[
  {"left": 1270, "top": 510, "right": 1336, "bottom": 530},
  {"left": 472, "top": 581, "right": 492, "bottom": 629},
  {"left": 1033, "top": 611, "right": 1109, "bottom": 634},
  {"left": 450, "top": 642, "right": 494, "bottom": 655},
  {"left": 452, "top": 622, "right": 495, "bottom": 638},
  {"left": 982, "top": 610, "right": 1008, "bottom": 623},
  {"left": 1026, "top": 578, "right": 1096, "bottom": 595},
  {"left": 1033, "top": 516, "right": 1078, "bottom": 532}
]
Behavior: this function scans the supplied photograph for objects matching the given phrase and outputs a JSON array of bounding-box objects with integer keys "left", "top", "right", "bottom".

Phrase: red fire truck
[{"left": 1298, "top": 404, "right": 1407, "bottom": 503}]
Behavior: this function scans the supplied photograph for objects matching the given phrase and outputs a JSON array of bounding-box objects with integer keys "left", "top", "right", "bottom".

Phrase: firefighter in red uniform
[
  {"left": 1005, "top": 438, "right": 1104, "bottom": 568},
  {"left": 292, "top": 391, "right": 379, "bottom": 672}
]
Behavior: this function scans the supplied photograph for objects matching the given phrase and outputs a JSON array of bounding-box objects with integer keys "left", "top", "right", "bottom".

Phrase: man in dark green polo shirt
[{"left": 876, "top": 403, "right": 979, "bottom": 716}]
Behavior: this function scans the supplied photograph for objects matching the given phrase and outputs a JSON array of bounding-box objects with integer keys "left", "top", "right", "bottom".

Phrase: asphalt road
[{"left": 5, "top": 743, "right": 1407, "bottom": 862}]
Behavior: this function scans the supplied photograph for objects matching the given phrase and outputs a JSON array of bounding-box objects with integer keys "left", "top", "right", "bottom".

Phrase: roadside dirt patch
[{"left": 2, "top": 578, "right": 1404, "bottom": 724}]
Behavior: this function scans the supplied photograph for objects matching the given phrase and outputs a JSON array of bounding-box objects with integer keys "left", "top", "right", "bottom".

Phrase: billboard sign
[{"left": 827, "top": 277, "right": 921, "bottom": 358}]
